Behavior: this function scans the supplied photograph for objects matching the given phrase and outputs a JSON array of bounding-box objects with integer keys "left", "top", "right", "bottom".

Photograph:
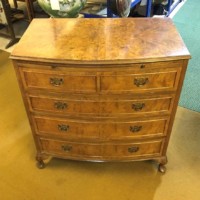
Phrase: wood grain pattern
[
  {"left": 40, "top": 138, "right": 163, "bottom": 160},
  {"left": 28, "top": 95, "right": 173, "bottom": 116},
  {"left": 34, "top": 116, "right": 168, "bottom": 140},
  {"left": 19, "top": 63, "right": 181, "bottom": 94},
  {"left": 100, "top": 70, "right": 178, "bottom": 93},
  {"left": 11, "top": 18, "right": 190, "bottom": 64},
  {"left": 22, "top": 69, "right": 97, "bottom": 93}
]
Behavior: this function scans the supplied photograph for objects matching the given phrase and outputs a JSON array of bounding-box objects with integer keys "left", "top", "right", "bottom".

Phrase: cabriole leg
[
  {"left": 36, "top": 159, "right": 45, "bottom": 169},
  {"left": 155, "top": 156, "right": 168, "bottom": 173},
  {"left": 36, "top": 155, "right": 46, "bottom": 169},
  {"left": 158, "top": 163, "right": 166, "bottom": 173}
]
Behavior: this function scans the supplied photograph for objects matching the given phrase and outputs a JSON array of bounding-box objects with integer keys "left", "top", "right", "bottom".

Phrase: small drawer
[
  {"left": 20, "top": 68, "right": 97, "bottom": 93},
  {"left": 100, "top": 69, "right": 180, "bottom": 93},
  {"left": 29, "top": 95, "right": 173, "bottom": 115},
  {"left": 40, "top": 138, "right": 163, "bottom": 160},
  {"left": 102, "top": 140, "right": 163, "bottom": 158},
  {"left": 40, "top": 139, "right": 102, "bottom": 157},
  {"left": 34, "top": 117, "right": 101, "bottom": 140},
  {"left": 101, "top": 119, "right": 168, "bottom": 139},
  {"left": 98, "top": 97, "right": 172, "bottom": 115},
  {"left": 29, "top": 96, "right": 100, "bottom": 115},
  {"left": 34, "top": 116, "right": 168, "bottom": 140}
]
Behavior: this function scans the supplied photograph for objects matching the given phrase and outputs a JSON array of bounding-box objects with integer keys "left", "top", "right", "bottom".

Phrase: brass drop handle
[
  {"left": 58, "top": 124, "right": 69, "bottom": 132},
  {"left": 61, "top": 145, "right": 72, "bottom": 152},
  {"left": 134, "top": 77, "right": 148, "bottom": 87},
  {"left": 132, "top": 103, "right": 145, "bottom": 111},
  {"left": 140, "top": 64, "right": 145, "bottom": 69},
  {"left": 54, "top": 102, "right": 67, "bottom": 110},
  {"left": 130, "top": 126, "right": 142, "bottom": 133},
  {"left": 128, "top": 146, "right": 139, "bottom": 153},
  {"left": 50, "top": 77, "right": 64, "bottom": 86}
]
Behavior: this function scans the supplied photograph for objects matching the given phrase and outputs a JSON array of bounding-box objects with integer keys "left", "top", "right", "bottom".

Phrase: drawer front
[
  {"left": 102, "top": 140, "right": 163, "bottom": 158},
  {"left": 100, "top": 70, "right": 180, "bottom": 93},
  {"left": 101, "top": 119, "right": 168, "bottom": 139},
  {"left": 40, "top": 138, "right": 163, "bottom": 159},
  {"left": 35, "top": 117, "right": 101, "bottom": 140},
  {"left": 29, "top": 95, "right": 173, "bottom": 115},
  {"left": 21, "top": 69, "right": 97, "bottom": 93},
  {"left": 29, "top": 96, "right": 100, "bottom": 114},
  {"left": 34, "top": 117, "right": 168, "bottom": 140}
]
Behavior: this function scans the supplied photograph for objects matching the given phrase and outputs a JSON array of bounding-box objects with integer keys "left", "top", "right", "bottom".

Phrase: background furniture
[
  {"left": 0, "top": 0, "right": 20, "bottom": 48},
  {"left": 12, "top": 0, "right": 35, "bottom": 21},
  {"left": 84, "top": 0, "right": 183, "bottom": 17},
  {"left": 166, "top": 0, "right": 183, "bottom": 16},
  {"left": 83, "top": 0, "right": 151, "bottom": 17},
  {"left": 11, "top": 18, "right": 190, "bottom": 172}
]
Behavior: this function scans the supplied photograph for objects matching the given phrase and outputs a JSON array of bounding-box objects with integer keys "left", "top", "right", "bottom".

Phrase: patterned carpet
[{"left": 173, "top": 0, "right": 200, "bottom": 112}]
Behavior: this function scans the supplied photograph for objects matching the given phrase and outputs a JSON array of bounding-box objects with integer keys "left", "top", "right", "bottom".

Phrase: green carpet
[{"left": 173, "top": 0, "right": 200, "bottom": 112}]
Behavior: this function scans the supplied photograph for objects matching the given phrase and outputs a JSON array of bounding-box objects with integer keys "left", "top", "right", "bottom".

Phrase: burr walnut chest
[{"left": 11, "top": 18, "right": 190, "bottom": 172}]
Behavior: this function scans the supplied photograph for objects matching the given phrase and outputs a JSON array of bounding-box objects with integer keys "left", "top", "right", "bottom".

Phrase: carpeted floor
[
  {"left": 0, "top": 1, "right": 200, "bottom": 199},
  {"left": 173, "top": 0, "right": 200, "bottom": 112}
]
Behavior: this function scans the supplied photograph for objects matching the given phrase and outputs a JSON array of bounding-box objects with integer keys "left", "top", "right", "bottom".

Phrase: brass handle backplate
[
  {"left": 134, "top": 77, "right": 148, "bottom": 87},
  {"left": 132, "top": 103, "right": 145, "bottom": 111},
  {"left": 54, "top": 102, "right": 67, "bottom": 110},
  {"left": 58, "top": 124, "right": 69, "bottom": 132},
  {"left": 50, "top": 77, "right": 64, "bottom": 86},
  {"left": 128, "top": 146, "right": 139, "bottom": 153},
  {"left": 61, "top": 145, "right": 72, "bottom": 152},
  {"left": 140, "top": 64, "right": 145, "bottom": 69},
  {"left": 130, "top": 126, "right": 142, "bottom": 133}
]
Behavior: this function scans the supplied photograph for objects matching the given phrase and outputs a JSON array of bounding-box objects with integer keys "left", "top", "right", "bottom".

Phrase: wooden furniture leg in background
[
  {"left": 12, "top": 0, "right": 35, "bottom": 21},
  {"left": 0, "top": 0, "right": 20, "bottom": 48}
]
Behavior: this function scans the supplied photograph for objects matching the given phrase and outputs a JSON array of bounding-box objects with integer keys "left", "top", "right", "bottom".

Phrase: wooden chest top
[{"left": 11, "top": 18, "right": 190, "bottom": 64}]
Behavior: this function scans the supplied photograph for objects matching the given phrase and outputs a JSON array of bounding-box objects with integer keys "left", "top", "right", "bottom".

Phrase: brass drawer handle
[
  {"left": 50, "top": 77, "right": 64, "bottom": 86},
  {"left": 140, "top": 64, "right": 145, "bottom": 69},
  {"left": 61, "top": 145, "right": 72, "bottom": 152},
  {"left": 132, "top": 103, "right": 145, "bottom": 111},
  {"left": 130, "top": 126, "right": 142, "bottom": 133},
  {"left": 58, "top": 124, "right": 69, "bottom": 132},
  {"left": 134, "top": 77, "right": 148, "bottom": 87},
  {"left": 128, "top": 146, "right": 139, "bottom": 153},
  {"left": 54, "top": 102, "right": 67, "bottom": 110}
]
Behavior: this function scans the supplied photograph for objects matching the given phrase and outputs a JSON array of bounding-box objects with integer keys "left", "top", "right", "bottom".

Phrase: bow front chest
[{"left": 11, "top": 18, "right": 190, "bottom": 172}]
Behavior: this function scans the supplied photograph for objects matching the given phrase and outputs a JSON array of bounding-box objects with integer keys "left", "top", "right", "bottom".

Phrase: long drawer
[
  {"left": 40, "top": 138, "right": 164, "bottom": 160},
  {"left": 28, "top": 95, "right": 173, "bottom": 116},
  {"left": 34, "top": 116, "right": 168, "bottom": 140}
]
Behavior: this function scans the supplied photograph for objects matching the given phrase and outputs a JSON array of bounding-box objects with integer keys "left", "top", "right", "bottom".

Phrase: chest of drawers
[{"left": 11, "top": 18, "right": 190, "bottom": 172}]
